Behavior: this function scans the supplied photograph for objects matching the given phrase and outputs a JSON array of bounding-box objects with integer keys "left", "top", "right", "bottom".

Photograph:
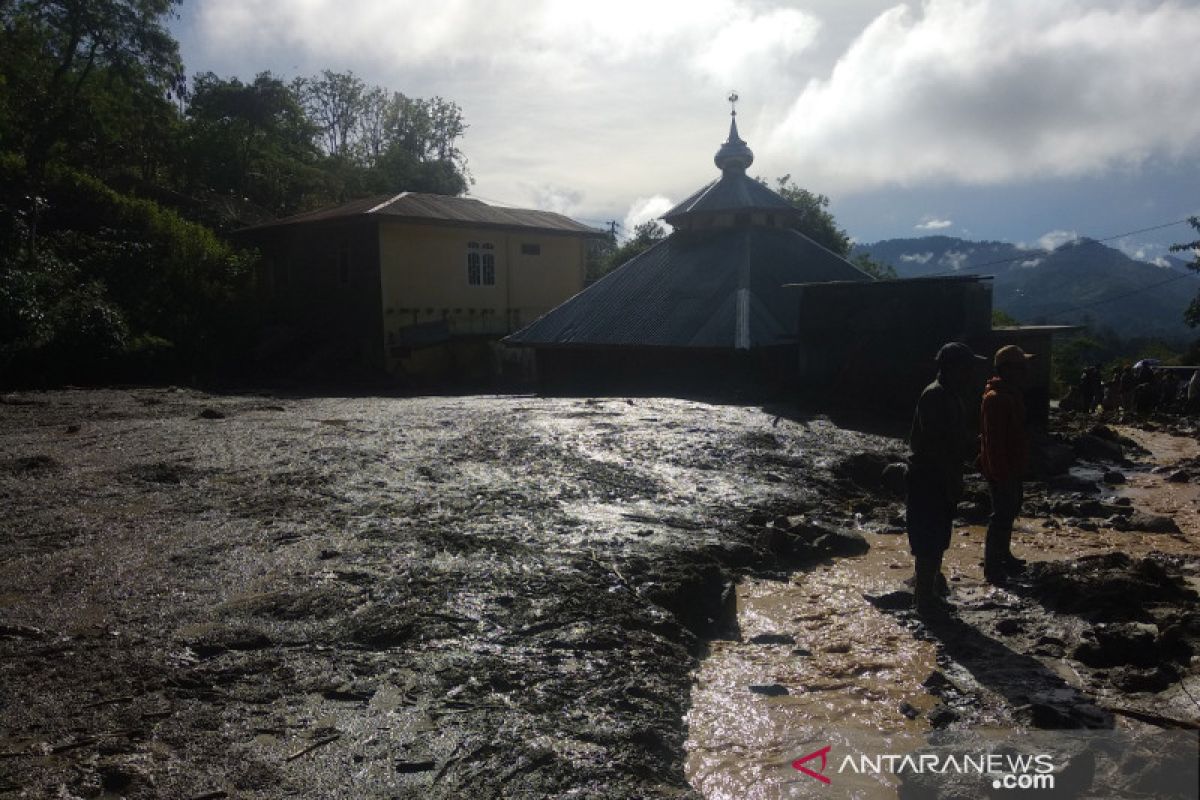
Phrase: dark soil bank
[{"left": 0, "top": 389, "right": 890, "bottom": 799}]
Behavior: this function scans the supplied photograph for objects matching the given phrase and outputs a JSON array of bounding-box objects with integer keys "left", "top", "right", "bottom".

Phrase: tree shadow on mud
[{"left": 919, "top": 612, "right": 1114, "bottom": 729}]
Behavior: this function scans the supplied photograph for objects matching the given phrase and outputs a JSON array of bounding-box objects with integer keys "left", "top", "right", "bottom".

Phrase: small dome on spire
[{"left": 714, "top": 91, "right": 754, "bottom": 172}]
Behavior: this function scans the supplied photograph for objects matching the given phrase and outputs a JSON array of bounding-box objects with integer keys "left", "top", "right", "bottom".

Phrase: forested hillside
[
  {"left": 855, "top": 236, "right": 1199, "bottom": 341},
  {"left": 0, "top": 0, "right": 470, "bottom": 385}
]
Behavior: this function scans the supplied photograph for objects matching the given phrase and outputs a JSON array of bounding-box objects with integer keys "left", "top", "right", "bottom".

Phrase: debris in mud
[
  {"left": 3, "top": 454, "right": 60, "bottom": 473},
  {"left": 197, "top": 407, "right": 225, "bottom": 419},
  {"left": 747, "top": 633, "right": 795, "bottom": 645},
  {"left": 748, "top": 684, "right": 789, "bottom": 697},
  {"left": 1109, "top": 511, "right": 1182, "bottom": 534},
  {"left": 1028, "top": 553, "right": 1197, "bottom": 622}
]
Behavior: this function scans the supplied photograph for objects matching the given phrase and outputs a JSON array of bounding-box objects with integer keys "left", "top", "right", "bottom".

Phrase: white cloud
[
  {"left": 1038, "top": 229, "right": 1079, "bottom": 251},
  {"left": 766, "top": 0, "right": 1200, "bottom": 192},
  {"left": 900, "top": 252, "right": 934, "bottom": 263},
  {"left": 691, "top": 8, "right": 821, "bottom": 87},
  {"left": 525, "top": 184, "right": 584, "bottom": 216},
  {"left": 939, "top": 250, "right": 969, "bottom": 270},
  {"left": 915, "top": 217, "right": 953, "bottom": 230},
  {"left": 1152, "top": 256, "right": 1171, "bottom": 268},
  {"left": 622, "top": 195, "right": 675, "bottom": 240}
]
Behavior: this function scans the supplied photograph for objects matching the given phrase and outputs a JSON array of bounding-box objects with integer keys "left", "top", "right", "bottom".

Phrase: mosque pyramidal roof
[{"left": 505, "top": 95, "right": 872, "bottom": 351}]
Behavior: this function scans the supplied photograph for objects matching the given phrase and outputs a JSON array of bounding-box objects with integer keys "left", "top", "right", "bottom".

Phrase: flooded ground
[
  {"left": 2, "top": 389, "right": 1197, "bottom": 799},
  {"left": 686, "top": 424, "right": 1200, "bottom": 799},
  {"left": 0, "top": 388, "right": 895, "bottom": 799}
]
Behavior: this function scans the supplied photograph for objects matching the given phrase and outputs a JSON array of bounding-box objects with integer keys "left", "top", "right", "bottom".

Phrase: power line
[{"left": 1041, "top": 270, "right": 1197, "bottom": 320}]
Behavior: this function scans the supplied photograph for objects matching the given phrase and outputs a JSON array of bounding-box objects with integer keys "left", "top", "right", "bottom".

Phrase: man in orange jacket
[{"left": 979, "top": 345, "right": 1036, "bottom": 584}]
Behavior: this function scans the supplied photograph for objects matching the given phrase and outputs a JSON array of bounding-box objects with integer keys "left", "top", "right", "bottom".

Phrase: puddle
[{"left": 685, "top": 535, "right": 938, "bottom": 799}]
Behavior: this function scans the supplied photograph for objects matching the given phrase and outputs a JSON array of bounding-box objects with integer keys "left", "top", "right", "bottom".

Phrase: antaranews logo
[
  {"left": 792, "top": 746, "right": 1056, "bottom": 790},
  {"left": 792, "top": 746, "right": 832, "bottom": 784}
]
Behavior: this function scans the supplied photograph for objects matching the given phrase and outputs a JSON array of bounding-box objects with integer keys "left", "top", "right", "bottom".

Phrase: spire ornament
[{"left": 714, "top": 91, "right": 754, "bottom": 172}]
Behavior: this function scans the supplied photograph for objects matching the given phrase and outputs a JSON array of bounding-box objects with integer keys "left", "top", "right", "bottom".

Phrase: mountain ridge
[{"left": 853, "top": 236, "right": 1198, "bottom": 340}]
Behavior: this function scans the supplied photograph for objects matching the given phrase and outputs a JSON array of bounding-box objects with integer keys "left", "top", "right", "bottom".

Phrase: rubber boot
[
  {"left": 914, "top": 557, "right": 952, "bottom": 615},
  {"left": 984, "top": 527, "right": 1010, "bottom": 585}
]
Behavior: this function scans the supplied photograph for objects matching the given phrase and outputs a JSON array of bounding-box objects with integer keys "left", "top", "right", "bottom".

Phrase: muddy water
[{"left": 685, "top": 427, "right": 1200, "bottom": 800}]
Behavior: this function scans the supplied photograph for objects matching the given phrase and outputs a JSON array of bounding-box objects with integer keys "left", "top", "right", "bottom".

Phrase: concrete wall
[{"left": 378, "top": 221, "right": 586, "bottom": 373}]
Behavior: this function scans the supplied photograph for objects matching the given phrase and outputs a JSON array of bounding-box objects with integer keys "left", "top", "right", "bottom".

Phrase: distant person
[
  {"left": 906, "top": 342, "right": 985, "bottom": 614},
  {"left": 979, "top": 345, "right": 1035, "bottom": 585},
  {"left": 1120, "top": 366, "right": 1137, "bottom": 413},
  {"left": 1080, "top": 366, "right": 1102, "bottom": 412}
]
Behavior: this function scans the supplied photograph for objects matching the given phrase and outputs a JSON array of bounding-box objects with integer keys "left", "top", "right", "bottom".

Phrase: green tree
[
  {"left": 0, "top": 0, "right": 183, "bottom": 181},
  {"left": 596, "top": 220, "right": 666, "bottom": 278},
  {"left": 770, "top": 174, "right": 851, "bottom": 256},
  {"left": 1170, "top": 215, "right": 1200, "bottom": 327},
  {"left": 181, "top": 71, "right": 324, "bottom": 220},
  {"left": 852, "top": 252, "right": 896, "bottom": 280}
]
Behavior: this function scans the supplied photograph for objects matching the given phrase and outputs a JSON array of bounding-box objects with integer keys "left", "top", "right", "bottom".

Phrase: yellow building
[{"left": 238, "top": 192, "right": 604, "bottom": 381}]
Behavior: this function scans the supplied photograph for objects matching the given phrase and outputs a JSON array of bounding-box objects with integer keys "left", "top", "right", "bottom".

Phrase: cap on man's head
[
  {"left": 995, "top": 344, "right": 1035, "bottom": 368},
  {"left": 935, "top": 341, "right": 986, "bottom": 368}
]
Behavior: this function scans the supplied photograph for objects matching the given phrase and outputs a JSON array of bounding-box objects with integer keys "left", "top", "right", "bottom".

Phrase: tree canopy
[
  {"left": 1170, "top": 216, "right": 1200, "bottom": 328},
  {"left": 0, "top": 1, "right": 473, "bottom": 385}
]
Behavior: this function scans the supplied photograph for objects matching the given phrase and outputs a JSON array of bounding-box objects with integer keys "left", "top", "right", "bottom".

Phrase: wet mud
[
  {"left": 0, "top": 388, "right": 895, "bottom": 799},
  {"left": 3, "top": 392, "right": 1198, "bottom": 799},
  {"left": 686, "top": 413, "right": 1200, "bottom": 799}
]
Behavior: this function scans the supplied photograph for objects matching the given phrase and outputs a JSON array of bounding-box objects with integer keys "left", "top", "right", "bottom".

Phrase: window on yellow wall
[
  {"left": 468, "top": 241, "right": 495, "bottom": 286},
  {"left": 467, "top": 241, "right": 481, "bottom": 285},
  {"left": 482, "top": 243, "right": 495, "bottom": 285}
]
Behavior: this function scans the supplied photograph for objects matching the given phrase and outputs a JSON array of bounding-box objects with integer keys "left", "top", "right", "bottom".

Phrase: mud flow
[
  {"left": 686, "top": 424, "right": 1200, "bottom": 800},
  {"left": 2, "top": 390, "right": 1198, "bottom": 799}
]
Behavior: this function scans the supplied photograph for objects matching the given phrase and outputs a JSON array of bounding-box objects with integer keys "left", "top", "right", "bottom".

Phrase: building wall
[
  {"left": 377, "top": 221, "right": 586, "bottom": 372},
  {"left": 251, "top": 220, "right": 384, "bottom": 373}
]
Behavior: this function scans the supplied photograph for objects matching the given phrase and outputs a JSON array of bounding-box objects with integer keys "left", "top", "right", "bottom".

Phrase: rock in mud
[
  {"left": 812, "top": 528, "right": 869, "bottom": 557},
  {"left": 1166, "top": 470, "right": 1191, "bottom": 483},
  {"left": 1074, "top": 433, "right": 1126, "bottom": 464},
  {"left": 834, "top": 452, "right": 904, "bottom": 494},
  {"left": 865, "top": 590, "right": 914, "bottom": 611},
  {"left": 748, "top": 633, "right": 796, "bottom": 645},
  {"left": 1110, "top": 511, "right": 1181, "bottom": 534},
  {"left": 881, "top": 462, "right": 908, "bottom": 496},
  {"left": 1072, "top": 623, "right": 1159, "bottom": 668},
  {"left": 926, "top": 704, "right": 959, "bottom": 728},
  {"left": 197, "top": 407, "right": 226, "bottom": 420},
  {"left": 1033, "top": 440, "right": 1076, "bottom": 476},
  {"left": 1102, "top": 470, "right": 1127, "bottom": 484},
  {"left": 748, "top": 684, "right": 789, "bottom": 697}
]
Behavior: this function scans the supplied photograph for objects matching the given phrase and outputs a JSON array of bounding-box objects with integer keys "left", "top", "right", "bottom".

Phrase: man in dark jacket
[
  {"left": 906, "top": 342, "right": 985, "bottom": 614},
  {"left": 980, "top": 345, "right": 1035, "bottom": 584}
]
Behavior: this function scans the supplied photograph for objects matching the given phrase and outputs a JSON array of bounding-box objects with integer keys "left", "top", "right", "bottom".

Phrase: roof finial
[{"left": 715, "top": 92, "right": 753, "bottom": 172}]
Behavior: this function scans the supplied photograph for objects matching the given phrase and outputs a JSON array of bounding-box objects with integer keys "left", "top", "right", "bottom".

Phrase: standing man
[
  {"left": 979, "top": 345, "right": 1035, "bottom": 585},
  {"left": 907, "top": 342, "right": 985, "bottom": 615}
]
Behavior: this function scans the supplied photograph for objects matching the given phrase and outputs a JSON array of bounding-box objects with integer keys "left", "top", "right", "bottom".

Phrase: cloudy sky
[{"left": 173, "top": 0, "right": 1200, "bottom": 260}]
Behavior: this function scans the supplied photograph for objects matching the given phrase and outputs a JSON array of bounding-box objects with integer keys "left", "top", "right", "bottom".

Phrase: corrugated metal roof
[
  {"left": 506, "top": 226, "right": 872, "bottom": 350},
  {"left": 238, "top": 192, "right": 605, "bottom": 236},
  {"left": 662, "top": 171, "right": 796, "bottom": 224}
]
